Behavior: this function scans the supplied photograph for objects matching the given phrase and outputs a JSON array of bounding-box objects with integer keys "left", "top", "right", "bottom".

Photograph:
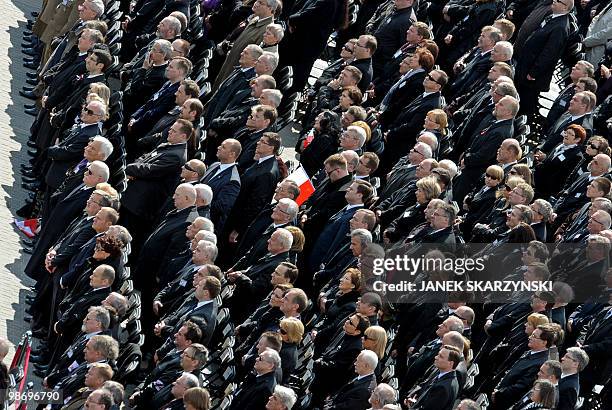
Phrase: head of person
[
  {"left": 271, "top": 197, "right": 299, "bottom": 224},
  {"left": 78, "top": 28, "right": 104, "bottom": 53},
  {"left": 338, "top": 268, "right": 362, "bottom": 295},
  {"left": 354, "top": 34, "right": 377, "bottom": 59},
  {"left": 89, "top": 264, "right": 115, "bottom": 289},
  {"left": 183, "top": 387, "right": 211, "bottom": 410},
  {"left": 356, "top": 152, "right": 379, "bottom": 177},
  {"left": 266, "top": 385, "right": 297, "bottom": 410},
  {"left": 80, "top": 100, "right": 106, "bottom": 125},
  {"left": 341, "top": 105, "right": 367, "bottom": 128},
  {"left": 571, "top": 60, "right": 595, "bottom": 83},
  {"left": 263, "top": 23, "right": 284, "bottom": 46},
  {"left": 568, "top": 91, "right": 595, "bottom": 115},
  {"left": 174, "top": 320, "right": 203, "bottom": 350},
  {"left": 267, "top": 228, "right": 293, "bottom": 254},
  {"left": 434, "top": 345, "right": 463, "bottom": 372},
  {"left": 79, "top": 0, "right": 105, "bottom": 21},
  {"left": 259, "top": 89, "right": 283, "bottom": 108},
  {"left": 529, "top": 379, "right": 556, "bottom": 407},
  {"left": 343, "top": 313, "right": 370, "bottom": 336},
  {"left": 167, "top": 118, "right": 193, "bottom": 145},
  {"left": 551, "top": 0, "right": 574, "bottom": 15},
  {"left": 251, "top": 75, "right": 277, "bottom": 97},
  {"left": 494, "top": 95, "right": 520, "bottom": 119},
  {"left": 369, "top": 383, "right": 397, "bottom": 409},
  {"left": 175, "top": 80, "right": 200, "bottom": 106},
  {"left": 338, "top": 86, "right": 363, "bottom": 110},
  {"left": 324, "top": 154, "right": 349, "bottom": 182},
  {"left": 354, "top": 349, "right": 378, "bottom": 377},
  {"left": 157, "top": 15, "right": 182, "bottom": 39},
  {"left": 561, "top": 347, "right": 589, "bottom": 375},
  {"left": 171, "top": 372, "right": 200, "bottom": 400},
  {"left": 82, "top": 306, "right": 111, "bottom": 334},
  {"left": 171, "top": 38, "right": 190, "bottom": 58},
  {"left": 85, "top": 363, "right": 113, "bottom": 389},
  {"left": 255, "top": 132, "right": 282, "bottom": 159},
  {"left": 166, "top": 56, "right": 192, "bottom": 82},
  {"left": 172, "top": 183, "right": 197, "bottom": 210},
  {"left": 478, "top": 26, "right": 502, "bottom": 52},
  {"left": 239, "top": 44, "right": 264, "bottom": 68},
  {"left": 255, "top": 348, "right": 281, "bottom": 375},
  {"left": 216, "top": 138, "right": 242, "bottom": 164},
  {"left": 403, "top": 48, "right": 435, "bottom": 74},
  {"left": 436, "top": 316, "right": 464, "bottom": 338},
  {"left": 537, "top": 360, "right": 562, "bottom": 384},
  {"left": 406, "top": 21, "right": 431, "bottom": 44},
  {"left": 84, "top": 335, "right": 119, "bottom": 363},
  {"left": 247, "top": 105, "right": 277, "bottom": 131},
  {"left": 280, "top": 288, "right": 308, "bottom": 316},
  {"left": 286, "top": 226, "right": 305, "bottom": 254},
  {"left": 350, "top": 208, "right": 376, "bottom": 233},
  {"left": 362, "top": 325, "right": 387, "bottom": 359},
  {"left": 423, "top": 69, "right": 448, "bottom": 93},
  {"left": 423, "top": 109, "right": 448, "bottom": 135},
  {"left": 181, "top": 344, "right": 208, "bottom": 371},
  {"left": 83, "top": 388, "right": 113, "bottom": 410},
  {"left": 339, "top": 66, "right": 362, "bottom": 88},
  {"left": 180, "top": 98, "right": 204, "bottom": 122},
  {"left": 271, "top": 261, "right": 299, "bottom": 285},
  {"left": 252, "top": 0, "right": 277, "bottom": 18},
  {"left": 181, "top": 159, "right": 206, "bottom": 182},
  {"left": 431, "top": 203, "right": 456, "bottom": 230},
  {"left": 588, "top": 153, "right": 612, "bottom": 177},
  {"left": 279, "top": 317, "right": 304, "bottom": 345},
  {"left": 350, "top": 228, "right": 373, "bottom": 256}
]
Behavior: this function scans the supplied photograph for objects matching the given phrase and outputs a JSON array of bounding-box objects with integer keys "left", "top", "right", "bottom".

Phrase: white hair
[
  {"left": 87, "top": 0, "right": 105, "bottom": 17},
  {"left": 193, "top": 217, "right": 214, "bottom": 232},
  {"left": 261, "top": 89, "right": 283, "bottom": 108},
  {"left": 90, "top": 160, "right": 109, "bottom": 182},
  {"left": 347, "top": 125, "right": 367, "bottom": 148},
  {"left": 91, "top": 136, "right": 114, "bottom": 160},
  {"left": 197, "top": 240, "right": 218, "bottom": 261},
  {"left": 273, "top": 386, "right": 297, "bottom": 410},
  {"left": 197, "top": 230, "right": 217, "bottom": 245},
  {"left": 359, "top": 349, "right": 379, "bottom": 370},
  {"left": 438, "top": 159, "right": 458, "bottom": 178},
  {"left": 495, "top": 41, "right": 514, "bottom": 59},
  {"left": 179, "top": 372, "right": 200, "bottom": 388},
  {"left": 277, "top": 198, "right": 299, "bottom": 219},
  {"left": 194, "top": 183, "right": 213, "bottom": 205},
  {"left": 274, "top": 228, "right": 294, "bottom": 251}
]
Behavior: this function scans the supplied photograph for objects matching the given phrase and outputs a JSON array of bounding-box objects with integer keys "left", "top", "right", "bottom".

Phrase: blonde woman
[{"left": 279, "top": 317, "right": 304, "bottom": 383}]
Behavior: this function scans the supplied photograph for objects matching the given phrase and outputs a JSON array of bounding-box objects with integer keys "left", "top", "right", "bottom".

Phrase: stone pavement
[{"left": 0, "top": 0, "right": 42, "bottom": 373}]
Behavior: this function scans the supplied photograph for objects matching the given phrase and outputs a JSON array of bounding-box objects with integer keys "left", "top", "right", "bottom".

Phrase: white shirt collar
[
  {"left": 346, "top": 203, "right": 363, "bottom": 210},
  {"left": 196, "top": 299, "right": 213, "bottom": 309},
  {"left": 218, "top": 162, "right": 236, "bottom": 172},
  {"left": 258, "top": 155, "right": 274, "bottom": 164}
]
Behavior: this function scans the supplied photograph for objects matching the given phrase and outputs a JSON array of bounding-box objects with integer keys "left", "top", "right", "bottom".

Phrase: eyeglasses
[
  {"left": 589, "top": 143, "right": 600, "bottom": 151},
  {"left": 259, "top": 138, "right": 274, "bottom": 146},
  {"left": 362, "top": 334, "right": 372, "bottom": 341},
  {"left": 411, "top": 147, "right": 426, "bottom": 157},
  {"left": 590, "top": 217, "right": 605, "bottom": 227},
  {"left": 553, "top": 0, "right": 568, "bottom": 5},
  {"left": 509, "top": 169, "right": 518, "bottom": 175},
  {"left": 280, "top": 328, "right": 288, "bottom": 335},
  {"left": 182, "top": 351, "right": 196, "bottom": 360},
  {"left": 426, "top": 73, "right": 442, "bottom": 85},
  {"left": 82, "top": 107, "right": 97, "bottom": 116},
  {"left": 345, "top": 319, "right": 358, "bottom": 328},
  {"left": 342, "top": 45, "right": 354, "bottom": 53},
  {"left": 485, "top": 173, "right": 497, "bottom": 179},
  {"left": 504, "top": 184, "right": 512, "bottom": 191},
  {"left": 85, "top": 169, "right": 93, "bottom": 175},
  {"left": 326, "top": 168, "right": 339, "bottom": 177},
  {"left": 183, "top": 163, "right": 196, "bottom": 172},
  {"left": 274, "top": 206, "right": 291, "bottom": 215}
]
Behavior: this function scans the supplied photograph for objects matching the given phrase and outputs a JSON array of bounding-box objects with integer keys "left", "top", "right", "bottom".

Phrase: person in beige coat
[
  {"left": 584, "top": 2, "right": 612, "bottom": 66},
  {"left": 212, "top": 0, "right": 278, "bottom": 92}
]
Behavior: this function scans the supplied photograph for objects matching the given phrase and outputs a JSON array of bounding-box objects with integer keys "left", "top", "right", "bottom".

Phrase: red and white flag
[
  {"left": 286, "top": 165, "right": 315, "bottom": 206},
  {"left": 14, "top": 218, "right": 40, "bottom": 238}
]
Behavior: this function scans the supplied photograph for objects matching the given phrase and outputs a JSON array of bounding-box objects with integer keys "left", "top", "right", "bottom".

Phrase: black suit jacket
[
  {"left": 534, "top": 144, "right": 583, "bottom": 199},
  {"left": 229, "top": 372, "right": 276, "bottom": 410},
  {"left": 385, "top": 92, "right": 442, "bottom": 164},
  {"left": 412, "top": 370, "right": 459, "bottom": 410},
  {"left": 450, "top": 49, "right": 493, "bottom": 99},
  {"left": 324, "top": 373, "right": 376, "bottom": 410},
  {"left": 558, "top": 373, "right": 580, "bottom": 410},
  {"left": 56, "top": 287, "right": 111, "bottom": 337},
  {"left": 204, "top": 67, "right": 255, "bottom": 126},
  {"left": 494, "top": 350, "right": 549, "bottom": 405},
  {"left": 201, "top": 162, "right": 241, "bottom": 232},
  {"left": 121, "top": 142, "right": 187, "bottom": 220},
  {"left": 378, "top": 69, "right": 426, "bottom": 129},
  {"left": 225, "top": 157, "right": 281, "bottom": 235},
  {"left": 515, "top": 13, "right": 570, "bottom": 91},
  {"left": 45, "top": 123, "right": 101, "bottom": 190},
  {"left": 130, "top": 81, "right": 181, "bottom": 137}
]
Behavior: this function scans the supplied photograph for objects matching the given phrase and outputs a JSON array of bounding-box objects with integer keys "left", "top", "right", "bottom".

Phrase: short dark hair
[
  {"left": 260, "top": 331, "right": 282, "bottom": 351},
  {"left": 182, "top": 320, "right": 203, "bottom": 343},
  {"left": 171, "top": 56, "right": 193, "bottom": 76},
  {"left": 90, "top": 49, "right": 112, "bottom": 71},
  {"left": 203, "top": 276, "right": 221, "bottom": 298},
  {"left": 263, "top": 132, "right": 282, "bottom": 155},
  {"left": 443, "top": 345, "right": 463, "bottom": 369},
  {"left": 181, "top": 80, "right": 200, "bottom": 98},
  {"left": 279, "top": 262, "right": 299, "bottom": 283},
  {"left": 352, "top": 313, "right": 370, "bottom": 334}
]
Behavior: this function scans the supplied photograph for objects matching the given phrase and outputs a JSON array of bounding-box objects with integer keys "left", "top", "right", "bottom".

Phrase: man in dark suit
[
  {"left": 223, "top": 132, "right": 282, "bottom": 254},
  {"left": 203, "top": 44, "right": 260, "bottom": 125},
  {"left": 351, "top": 34, "right": 376, "bottom": 92},
  {"left": 453, "top": 95, "right": 518, "bottom": 205},
  {"left": 232, "top": 105, "right": 278, "bottom": 173},
  {"left": 126, "top": 56, "right": 192, "bottom": 154},
  {"left": 577, "top": 306, "right": 612, "bottom": 394},
  {"left": 537, "top": 91, "right": 596, "bottom": 154},
  {"left": 323, "top": 350, "right": 378, "bottom": 409},
  {"left": 26, "top": 160, "right": 110, "bottom": 283},
  {"left": 122, "top": 39, "right": 172, "bottom": 118},
  {"left": 233, "top": 179, "right": 300, "bottom": 262},
  {"left": 226, "top": 229, "right": 292, "bottom": 323},
  {"left": 382, "top": 69, "right": 446, "bottom": 172},
  {"left": 200, "top": 138, "right": 242, "bottom": 233},
  {"left": 120, "top": 119, "right": 190, "bottom": 253},
  {"left": 229, "top": 348, "right": 279, "bottom": 410},
  {"left": 41, "top": 101, "right": 105, "bottom": 192},
  {"left": 405, "top": 345, "right": 461, "bottom": 410},
  {"left": 308, "top": 180, "right": 373, "bottom": 272},
  {"left": 514, "top": 0, "right": 572, "bottom": 115},
  {"left": 156, "top": 277, "right": 221, "bottom": 346},
  {"left": 489, "top": 325, "right": 556, "bottom": 409},
  {"left": 558, "top": 347, "right": 589, "bottom": 410}
]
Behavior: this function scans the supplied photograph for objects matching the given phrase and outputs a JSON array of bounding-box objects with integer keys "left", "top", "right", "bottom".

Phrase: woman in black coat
[
  {"left": 459, "top": 164, "right": 504, "bottom": 238},
  {"left": 279, "top": 317, "right": 305, "bottom": 384},
  {"left": 298, "top": 110, "right": 341, "bottom": 177},
  {"left": 313, "top": 269, "right": 362, "bottom": 355}
]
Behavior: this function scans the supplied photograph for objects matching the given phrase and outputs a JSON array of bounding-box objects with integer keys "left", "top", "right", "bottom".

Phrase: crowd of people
[{"left": 11, "top": 0, "right": 612, "bottom": 408}]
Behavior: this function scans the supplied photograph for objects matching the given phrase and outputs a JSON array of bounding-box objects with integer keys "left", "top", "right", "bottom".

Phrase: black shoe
[
  {"left": 31, "top": 11, "right": 39, "bottom": 17},
  {"left": 26, "top": 78, "right": 38, "bottom": 86},
  {"left": 24, "top": 103, "right": 36, "bottom": 110},
  {"left": 26, "top": 141, "right": 37, "bottom": 149},
  {"left": 23, "top": 61, "right": 39, "bottom": 70},
  {"left": 23, "top": 56, "right": 39, "bottom": 64},
  {"left": 22, "top": 85, "right": 34, "bottom": 92},
  {"left": 16, "top": 203, "right": 34, "bottom": 218},
  {"left": 21, "top": 163, "right": 33, "bottom": 171},
  {"left": 22, "top": 176, "right": 38, "bottom": 184},
  {"left": 23, "top": 246, "right": 34, "bottom": 255},
  {"left": 25, "top": 72, "right": 38, "bottom": 80},
  {"left": 21, "top": 237, "right": 35, "bottom": 247},
  {"left": 22, "top": 47, "right": 40, "bottom": 57},
  {"left": 24, "top": 316, "right": 32, "bottom": 323},
  {"left": 21, "top": 40, "right": 33, "bottom": 48},
  {"left": 22, "top": 168, "right": 36, "bottom": 177},
  {"left": 29, "top": 354, "right": 48, "bottom": 364},
  {"left": 26, "top": 149, "right": 38, "bottom": 157},
  {"left": 33, "top": 368, "right": 48, "bottom": 378},
  {"left": 22, "top": 182, "right": 39, "bottom": 191},
  {"left": 24, "top": 107, "right": 39, "bottom": 116},
  {"left": 19, "top": 89, "right": 38, "bottom": 100}
]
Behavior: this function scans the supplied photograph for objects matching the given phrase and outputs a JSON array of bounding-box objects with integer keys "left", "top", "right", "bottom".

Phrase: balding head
[{"left": 173, "top": 183, "right": 197, "bottom": 210}]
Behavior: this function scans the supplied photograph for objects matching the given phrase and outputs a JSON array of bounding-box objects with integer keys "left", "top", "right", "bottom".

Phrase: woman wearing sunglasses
[{"left": 458, "top": 165, "right": 503, "bottom": 239}]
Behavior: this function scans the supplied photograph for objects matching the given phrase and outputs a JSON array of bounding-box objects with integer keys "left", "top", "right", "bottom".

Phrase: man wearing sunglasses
[{"left": 514, "top": 0, "right": 573, "bottom": 115}]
